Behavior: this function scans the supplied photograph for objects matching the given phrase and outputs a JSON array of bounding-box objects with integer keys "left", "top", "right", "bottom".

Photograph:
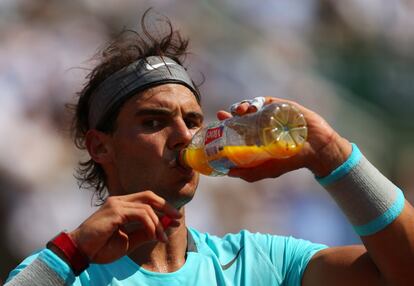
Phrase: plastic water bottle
[{"left": 178, "top": 103, "right": 307, "bottom": 176}]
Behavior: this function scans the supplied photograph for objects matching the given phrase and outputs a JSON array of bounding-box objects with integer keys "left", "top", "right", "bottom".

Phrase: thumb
[{"left": 217, "top": 110, "right": 232, "bottom": 121}]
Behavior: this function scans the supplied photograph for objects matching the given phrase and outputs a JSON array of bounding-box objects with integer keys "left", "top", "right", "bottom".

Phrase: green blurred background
[{"left": 1, "top": 0, "right": 413, "bottom": 281}]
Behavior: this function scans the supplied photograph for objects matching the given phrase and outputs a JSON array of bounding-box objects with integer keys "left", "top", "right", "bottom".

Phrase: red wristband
[{"left": 47, "top": 232, "right": 89, "bottom": 276}]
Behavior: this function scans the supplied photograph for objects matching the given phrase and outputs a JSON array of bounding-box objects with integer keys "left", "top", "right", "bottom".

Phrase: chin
[
  {"left": 174, "top": 194, "right": 194, "bottom": 209},
  {"left": 170, "top": 176, "right": 198, "bottom": 209}
]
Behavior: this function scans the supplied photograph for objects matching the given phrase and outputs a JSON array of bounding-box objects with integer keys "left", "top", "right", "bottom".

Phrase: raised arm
[{"left": 224, "top": 97, "right": 414, "bottom": 286}]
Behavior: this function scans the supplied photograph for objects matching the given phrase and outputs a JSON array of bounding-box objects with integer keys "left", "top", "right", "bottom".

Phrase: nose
[{"left": 167, "top": 119, "right": 194, "bottom": 150}]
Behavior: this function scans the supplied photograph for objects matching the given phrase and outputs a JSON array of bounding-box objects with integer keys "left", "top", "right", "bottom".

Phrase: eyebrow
[
  {"left": 185, "top": 111, "right": 204, "bottom": 122},
  {"left": 135, "top": 108, "right": 204, "bottom": 122},
  {"left": 135, "top": 107, "right": 175, "bottom": 117}
]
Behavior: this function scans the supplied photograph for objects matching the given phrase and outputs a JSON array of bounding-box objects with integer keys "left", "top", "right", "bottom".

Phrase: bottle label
[
  {"left": 204, "top": 124, "right": 236, "bottom": 173},
  {"left": 204, "top": 126, "right": 224, "bottom": 145},
  {"left": 204, "top": 125, "right": 224, "bottom": 158}
]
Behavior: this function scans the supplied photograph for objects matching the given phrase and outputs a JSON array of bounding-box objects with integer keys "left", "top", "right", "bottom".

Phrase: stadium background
[{"left": 1, "top": 0, "right": 414, "bottom": 281}]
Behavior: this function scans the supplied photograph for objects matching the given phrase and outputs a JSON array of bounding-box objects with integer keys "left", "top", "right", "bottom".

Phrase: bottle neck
[{"left": 176, "top": 149, "right": 190, "bottom": 170}]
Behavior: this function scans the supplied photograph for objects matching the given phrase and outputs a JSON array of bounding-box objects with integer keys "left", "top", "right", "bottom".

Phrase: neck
[{"left": 128, "top": 214, "right": 188, "bottom": 273}]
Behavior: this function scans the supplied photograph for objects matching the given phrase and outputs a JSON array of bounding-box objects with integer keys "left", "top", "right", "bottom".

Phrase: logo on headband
[{"left": 145, "top": 61, "right": 176, "bottom": 71}]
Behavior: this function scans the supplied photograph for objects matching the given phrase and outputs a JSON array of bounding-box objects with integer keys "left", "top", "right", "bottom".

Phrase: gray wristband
[
  {"left": 5, "top": 259, "right": 65, "bottom": 286},
  {"left": 317, "top": 144, "right": 405, "bottom": 236}
]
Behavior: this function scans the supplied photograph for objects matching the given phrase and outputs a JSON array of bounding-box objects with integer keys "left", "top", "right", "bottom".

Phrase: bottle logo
[{"left": 205, "top": 126, "right": 224, "bottom": 145}]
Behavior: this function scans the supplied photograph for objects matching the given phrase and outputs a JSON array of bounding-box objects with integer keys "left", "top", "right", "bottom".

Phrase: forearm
[
  {"left": 318, "top": 143, "right": 414, "bottom": 285},
  {"left": 5, "top": 249, "right": 76, "bottom": 286},
  {"left": 361, "top": 203, "right": 414, "bottom": 285},
  {"left": 5, "top": 257, "right": 66, "bottom": 286}
]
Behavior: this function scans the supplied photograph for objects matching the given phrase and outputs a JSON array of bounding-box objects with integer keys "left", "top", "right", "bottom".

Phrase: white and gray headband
[{"left": 88, "top": 56, "right": 199, "bottom": 129}]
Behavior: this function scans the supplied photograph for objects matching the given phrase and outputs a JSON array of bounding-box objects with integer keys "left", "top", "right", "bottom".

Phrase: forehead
[{"left": 125, "top": 83, "right": 202, "bottom": 112}]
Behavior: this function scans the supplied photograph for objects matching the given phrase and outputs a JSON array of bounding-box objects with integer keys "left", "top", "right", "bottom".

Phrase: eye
[
  {"left": 185, "top": 119, "right": 201, "bottom": 129},
  {"left": 142, "top": 119, "right": 165, "bottom": 129}
]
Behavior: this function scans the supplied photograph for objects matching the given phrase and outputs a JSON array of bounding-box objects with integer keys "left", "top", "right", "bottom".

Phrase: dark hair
[{"left": 70, "top": 9, "right": 200, "bottom": 204}]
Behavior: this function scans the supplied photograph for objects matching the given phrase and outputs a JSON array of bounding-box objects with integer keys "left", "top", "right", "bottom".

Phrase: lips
[{"left": 168, "top": 156, "right": 195, "bottom": 177}]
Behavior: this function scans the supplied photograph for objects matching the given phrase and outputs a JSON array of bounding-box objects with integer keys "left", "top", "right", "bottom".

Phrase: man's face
[{"left": 105, "top": 83, "right": 203, "bottom": 208}]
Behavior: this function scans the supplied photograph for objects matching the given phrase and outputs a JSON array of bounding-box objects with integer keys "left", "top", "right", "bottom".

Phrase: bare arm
[
  {"left": 303, "top": 202, "right": 414, "bottom": 286},
  {"left": 223, "top": 97, "right": 414, "bottom": 286},
  {"left": 6, "top": 191, "right": 182, "bottom": 284}
]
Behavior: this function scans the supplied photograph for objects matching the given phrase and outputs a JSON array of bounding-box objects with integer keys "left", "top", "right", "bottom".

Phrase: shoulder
[
  {"left": 189, "top": 227, "right": 327, "bottom": 265},
  {"left": 188, "top": 227, "right": 254, "bottom": 248},
  {"left": 188, "top": 227, "right": 300, "bottom": 257},
  {"left": 189, "top": 227, "right": 304, "bottom": 249}
]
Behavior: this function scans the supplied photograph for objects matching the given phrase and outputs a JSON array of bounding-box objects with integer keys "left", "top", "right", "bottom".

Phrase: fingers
[
  {"left": 118, "top": 191, "right": 182, "bottom": 239},
  {"left": 230, "top": 97, "right": 265, "bottom": 116},
  {"left": 68, "top": 191, "right": 183, "bottom": 264},
  {"left": 228, "top": 96, "right": 317, "bottom": 130},
  {"left": 123, "top": 191, "right": 182, "bottom": 219},
  {"left": 228, "top": 96, "right": 266, "bottom": 117},
  {"left": 231, "top": 101, "right": 250, "bottom": 115},
  {"left": 216, "top": 110, "right": 232, "bottom": 121},
  {"left": 100, "top": 191, "right": 182, "bottom": 248},
  {"left": 228, "top": 156, "right": 304, "bottom": 182},
  {"left": 121, "top": 203, "right": 169, "bottom": 243},
  {"left": 228, "top": 165, "right": 276, "bottom": 182}
]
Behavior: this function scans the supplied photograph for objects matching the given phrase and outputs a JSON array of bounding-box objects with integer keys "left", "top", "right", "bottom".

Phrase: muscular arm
[
  {"left": 303, "top": 202, "right": 414, "bottom": 286},
  {"left": 226, "top": 97, "right": 414, "bottom": 286},
  {"left": 303, "top": 138, "right": 414, "bottom": 286},
  {"left": 303, "top": 172, "right": 414, "bottom": 286},
  {"left": 303, "top": 246, "right": 385, "bottom": 285}
]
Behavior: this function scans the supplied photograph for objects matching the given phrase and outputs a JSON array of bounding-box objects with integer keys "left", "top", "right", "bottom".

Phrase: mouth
[{"left": 169, "top": 156, "right": 195, "bottom": 178}]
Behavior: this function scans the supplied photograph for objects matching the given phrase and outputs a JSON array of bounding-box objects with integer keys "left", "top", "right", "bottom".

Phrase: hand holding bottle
[
  {"left": 217, "top": 97, "right": 352, "bottom": 182},
  {"left": 179, "top": 99, "right": 309, "bottom": 176}
]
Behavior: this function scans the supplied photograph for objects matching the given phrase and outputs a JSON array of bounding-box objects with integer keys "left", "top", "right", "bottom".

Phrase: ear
[{"left": 85, "top": 129, "right": 113, "bottom": 164}]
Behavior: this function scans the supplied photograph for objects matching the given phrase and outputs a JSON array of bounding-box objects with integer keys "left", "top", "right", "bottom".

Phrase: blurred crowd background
[{"left": 1, "top": 0, "right": 414, "bottom": 281}]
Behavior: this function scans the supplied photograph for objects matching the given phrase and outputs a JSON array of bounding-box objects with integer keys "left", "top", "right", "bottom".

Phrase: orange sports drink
[{"left": 178, "top": 103, "right": 307, "bottom": 176}]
